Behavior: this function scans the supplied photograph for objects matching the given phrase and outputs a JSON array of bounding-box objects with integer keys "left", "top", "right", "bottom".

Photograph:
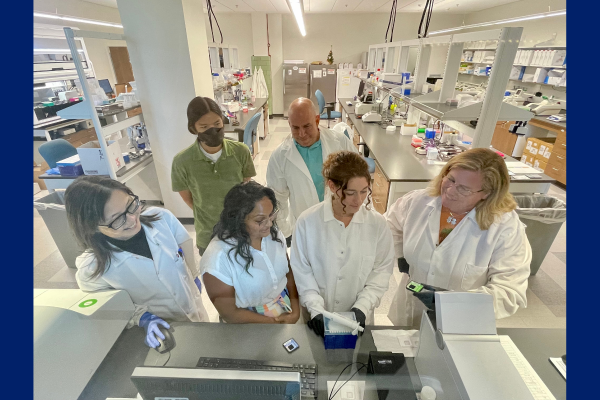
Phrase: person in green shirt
[{"left": 172, "top": 97, "right": 256, "bottom": 255}]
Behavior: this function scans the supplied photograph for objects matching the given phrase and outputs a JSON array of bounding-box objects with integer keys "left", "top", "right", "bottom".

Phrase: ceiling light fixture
[
  {"left": 34, "top": 12, "right": 123, "bottom": 28},
  {"left": 429, "top": 9, "right": 565, "bottom": 35},
  {"left": 286, "top": 0, "right": 306, "bottom": 37}
]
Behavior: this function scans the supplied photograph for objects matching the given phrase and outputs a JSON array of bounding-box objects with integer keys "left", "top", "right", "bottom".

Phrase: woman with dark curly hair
[
  {"left": 290, "top": 151, "right": 394, "bottom": 337},
  {"left": 200, "top": 181, "right": 300, "bottom": 324}
]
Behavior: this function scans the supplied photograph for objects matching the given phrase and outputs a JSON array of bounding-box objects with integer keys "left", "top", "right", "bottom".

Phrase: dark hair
[
  {"left": 64, "top": 175, "right": 160, "bottom": 279},
  {"left": 187, "top": 96, "right": 223, "bottom": 135},
  {"left": 212, "top": 181, "right": 282, "bottom": 273},
  {"left": 322, "top": 151, "right": 372, "bottom": 213}
]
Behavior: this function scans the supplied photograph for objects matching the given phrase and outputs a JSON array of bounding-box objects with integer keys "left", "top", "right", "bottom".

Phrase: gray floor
[{"left": 34, "top": 117, "right": 566, "bottom": 327}]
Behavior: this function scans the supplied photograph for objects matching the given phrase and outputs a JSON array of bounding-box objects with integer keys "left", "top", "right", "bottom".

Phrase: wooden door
[
  {"left": 109, "top": 47, "right": 135, "bottom": 84},
  {"left": 490, "top": 121, "right": 517, "bottom": 155}
]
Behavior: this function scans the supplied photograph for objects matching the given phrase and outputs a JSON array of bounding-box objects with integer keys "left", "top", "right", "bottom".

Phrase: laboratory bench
[
  {"left": 38, "top": 135, "right": 162, "bottom": 201},
  {"left": 223, "top": 97, "right": 269, "bottom": 158},
  {"left": 339, "top": 98, "right": 555, "bottom": 214},
  {"left": 78, "top": 322, "right": 566, "bottom": 400}
]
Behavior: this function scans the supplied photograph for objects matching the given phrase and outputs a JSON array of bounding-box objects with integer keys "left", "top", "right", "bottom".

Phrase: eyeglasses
[
  {"left": 443, "top": 176, "right": 484, "bottom": 197},
  {"left": 256, "top": 211, "right": 279, "bottom": 228},
  {"left": 101, "top": 195, "right": 141, "bottom": 230}
]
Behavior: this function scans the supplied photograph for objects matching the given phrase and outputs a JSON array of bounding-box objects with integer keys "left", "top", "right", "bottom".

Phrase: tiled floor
[{"left": 34, "top": 117, "right": 566, "bottom": 328}]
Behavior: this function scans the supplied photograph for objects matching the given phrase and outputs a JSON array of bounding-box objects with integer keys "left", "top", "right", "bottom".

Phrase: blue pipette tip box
[{"left": 324, "top": 312, "right": 359, "bottom": 349}]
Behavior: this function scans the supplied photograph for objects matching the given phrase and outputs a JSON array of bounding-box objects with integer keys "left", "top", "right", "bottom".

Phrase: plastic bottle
[{"left": 424, "top": 128, "right": 436, "bottom": 149}]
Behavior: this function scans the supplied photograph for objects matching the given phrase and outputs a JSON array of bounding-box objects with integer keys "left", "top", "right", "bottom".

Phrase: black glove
[
  {"left": 351, "top": 307, "right": 366, "bottom": 336},
  {"left": 398, "top": 257, "right": 410, "bottom": 274},
  {"left": 412, "top": 284, "right": 437, "bottom": 310},
  {"left": 307, "top": 314, "right": 325, "bottom": 337}
]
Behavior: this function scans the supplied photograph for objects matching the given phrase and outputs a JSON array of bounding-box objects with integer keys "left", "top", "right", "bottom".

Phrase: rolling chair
[
  {"left": 38, "top": 139, "right": 78, "bottom": 168},
  {"left": 234, "top": 112, "right": 262, "bottom": 157},
  {"left": 315, "top": 89, "right": 341, "bottom": 128}
]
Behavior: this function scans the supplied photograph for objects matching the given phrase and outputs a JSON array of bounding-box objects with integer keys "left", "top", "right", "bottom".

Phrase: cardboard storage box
[
  {"left": 526, "top": 137, "right": 556, "bottom": 156},
  {"left": 538, "top": 141, "right": 554, "bottom": 160},
  {"left": 77, "top": 140, "right": 125, "bottom": 176},
  {"left": 533, "top": 157, "right": 547, "bottom": 172}
]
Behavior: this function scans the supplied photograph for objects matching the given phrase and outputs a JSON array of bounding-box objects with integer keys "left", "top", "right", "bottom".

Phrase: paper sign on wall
[
  {"left": 299, "top": 68, "right": 306, "bottom": 73},
  {"left": 288, "top": 70, "right": 292, "bottom": 75},
  {"left": 342, "top": 77, "right": 351, "bottom": 85},
  {"left": 313, "top": 70, "right": 322, "bottom": 78},
  {"left": 293, "top": 66, "right": 298, "bottom": 70},
  {"left": 328, "top": 69, "right": 335, "bottom": 75},
  {"left": 322, "top": 68, "right": 327, "bottom": 76}
]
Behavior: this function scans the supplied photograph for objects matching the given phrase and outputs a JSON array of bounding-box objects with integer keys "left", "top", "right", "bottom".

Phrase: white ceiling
[{"left": 82, "top": 0, "right": 522, "bottom": 14}]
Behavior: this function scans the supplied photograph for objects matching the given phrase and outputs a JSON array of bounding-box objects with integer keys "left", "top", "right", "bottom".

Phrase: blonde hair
[{"left": 428, "top": 148, "right": 516, "bottom": 230}]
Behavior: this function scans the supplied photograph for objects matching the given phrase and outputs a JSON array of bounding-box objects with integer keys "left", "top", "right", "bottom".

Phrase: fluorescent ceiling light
[
  {"left": 429, "top": 10, "right": 566, "bottom": 35},
  {"left": 34, "top": 12, "right": 123, "bottom": 28},
  {"left": 34, "top": 48, "right": 84, "bottom": 53},
  {"left": 286, "top": 0, "right": 306, "bottom": 37}
]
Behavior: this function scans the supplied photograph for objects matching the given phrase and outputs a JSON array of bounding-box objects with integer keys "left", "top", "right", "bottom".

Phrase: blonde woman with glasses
[{"left": 384, "top": 148, "right": 531, "bottom": 327}]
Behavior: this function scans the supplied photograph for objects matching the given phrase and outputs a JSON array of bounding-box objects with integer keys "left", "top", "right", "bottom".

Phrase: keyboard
[{"left": 196, "top": 357, "right": 318, "bottom": 399}]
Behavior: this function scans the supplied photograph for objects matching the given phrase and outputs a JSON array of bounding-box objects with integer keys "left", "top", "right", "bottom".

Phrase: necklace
[{"left": 446, "top": 209, "right": 469, "bottom": 225}]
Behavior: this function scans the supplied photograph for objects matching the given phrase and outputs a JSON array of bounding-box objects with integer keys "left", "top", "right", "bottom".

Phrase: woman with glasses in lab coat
[
  {"left": 385, "top": 148, "right": 532, "bottom": 327},
  {"left": 65, "top": 176, "right": 208, "bottom": 349},
  {"left": 291, "top": 151, "right": 395, "bottom": 336}
]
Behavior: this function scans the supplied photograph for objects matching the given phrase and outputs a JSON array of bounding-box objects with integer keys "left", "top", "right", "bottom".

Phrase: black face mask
[{"left": 197, "top": 126, "right": 225, "bottom": 147}]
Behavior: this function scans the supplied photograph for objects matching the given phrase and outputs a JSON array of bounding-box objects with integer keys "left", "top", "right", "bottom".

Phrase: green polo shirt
[
  {"left": 171, "top": 139, "right": 256, "bottom": 248},
  {"left": 294, "top": 139, "right": 325, "bottom": 202}
]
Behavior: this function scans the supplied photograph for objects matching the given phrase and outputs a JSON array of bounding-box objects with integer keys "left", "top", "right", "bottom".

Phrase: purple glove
[
  {"left": 194, "top": 277, "right": 202, "bottom": 293},
  {"left": 139, "top": 312, "right": 170, "bottom": 348}
]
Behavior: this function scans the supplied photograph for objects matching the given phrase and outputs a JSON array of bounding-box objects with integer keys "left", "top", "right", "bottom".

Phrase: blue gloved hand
[
  {"left": 194, "top": 277, "right": 202, "bottom": 293},
  {"left": 139, "top": 312, "right": 170, "bottom": 348},
  {"left": 412, "top": 284, "right": 437, "bottom": 310}
]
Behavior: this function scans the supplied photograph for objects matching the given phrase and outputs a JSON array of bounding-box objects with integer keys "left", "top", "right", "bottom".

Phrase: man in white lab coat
[{"left": 267, "top": 98, "right": 357, "bottom": 246}]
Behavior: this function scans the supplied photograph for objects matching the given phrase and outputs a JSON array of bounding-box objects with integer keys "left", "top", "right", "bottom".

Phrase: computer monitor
[
  {"left": 98, "top": 79, "right": 114, "bottom": 95},
  {"left": 357, "top": 80, "right": 365, "bottom": 97},
  {"left": 131, "top": 367, "right": 302, "bottom": 400}
]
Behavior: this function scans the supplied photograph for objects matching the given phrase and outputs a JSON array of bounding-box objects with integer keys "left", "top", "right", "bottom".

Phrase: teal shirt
[{"left": 294, "top": 139, "right": 325, "bottom": 202}]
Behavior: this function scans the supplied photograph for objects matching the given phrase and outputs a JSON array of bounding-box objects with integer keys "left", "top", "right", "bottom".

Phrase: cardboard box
[
  {"left": 509, "top": 66, "right": 525, "bottom": 81},
  {"left": 533, "top": 68, "right": 548, "bottom": 84},
  {"left": 77, "top": 140, "right": 125, "bottom": 176},
  {"left": 533, "top": 157, "right": 547, "bottom": 172},
  {"left": 34, "top": 161, "right": 50, "bottom": 191},
  {"left": 538, "top": 142, "right": 554, "bottom": 160},
  {"left": 527, "top": 137, "right": 556, "bottom": 157}
]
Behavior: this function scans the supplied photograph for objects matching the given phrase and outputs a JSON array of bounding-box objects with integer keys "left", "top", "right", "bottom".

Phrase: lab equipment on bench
[
  {"left": 132, "top": 366, "right": 302, "bottom": 400},
  {"left": 196, "top": 357, "right": 317, "bottom": 399},
  {"left": 362, "top": 111, "right": 382, "bottom": 122},
  {"left": 34, "top": 289, "right": 134, "bottom": 400},
  {"left": 355, "top": 101, "right": 374, "bottom": 116},
  {"left": 547, "top": 114, "right": 566, "bottom": 122},
  {"left": 367, "top": 352, "right": 418, "bottom": 400},
  {"left": 526, "top": 96, "right": 566, "bottom": 116},
  {"left": 414, "top": 292, "right": 536, "bottom": 400}
]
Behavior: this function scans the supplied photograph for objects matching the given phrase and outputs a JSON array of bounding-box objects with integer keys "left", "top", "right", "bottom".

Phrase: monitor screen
[
  {"left": 98, "top": 79, "right": 113, "bottom": 94},
  {"left": 357, "top": 80, "right": 365, "bottom": 97}
]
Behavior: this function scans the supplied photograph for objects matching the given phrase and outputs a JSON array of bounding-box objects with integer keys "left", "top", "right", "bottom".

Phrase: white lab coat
[
  {"left": 266, "top": 127, "right": 357, "bottom": 237},
  {"left": 384, "top": 190, "right": 531, "bottom": 327},
  {"left": 76, "top": 207, "right": 209, "bottom": 327},
  {"left": 290, "top": 196, "right": 395, "bottom": 323}
]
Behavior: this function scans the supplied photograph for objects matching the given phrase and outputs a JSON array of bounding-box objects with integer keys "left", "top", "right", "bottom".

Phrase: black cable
[
  {"left": 384, "top": 0, "right": 394, "bottom": 42},
  {"left": 328, "top": 362, "right": 368, "bottom": 400},
  {"left": 390, "top": 0, "right": 397, "bottom": 42},
  {"left": 417, "top": 0, "right": 435, "bottom": 38},
  {"left": 206, "top": 0, "right": 214, "bottom": 42},
  {"left": 208, "top": 0, "right": 223, "bottom": 44}
]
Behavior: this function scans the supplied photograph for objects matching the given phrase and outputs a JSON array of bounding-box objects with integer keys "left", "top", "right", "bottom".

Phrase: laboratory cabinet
[
  {"left": 372, "top": 164, "right": 390, "bottom": 215},
  {"left": 528, "top": 118, "right": 566, "bottom": 185},
  {"left": 491, "top": 120, "right": 518, "bottom": 156}
]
